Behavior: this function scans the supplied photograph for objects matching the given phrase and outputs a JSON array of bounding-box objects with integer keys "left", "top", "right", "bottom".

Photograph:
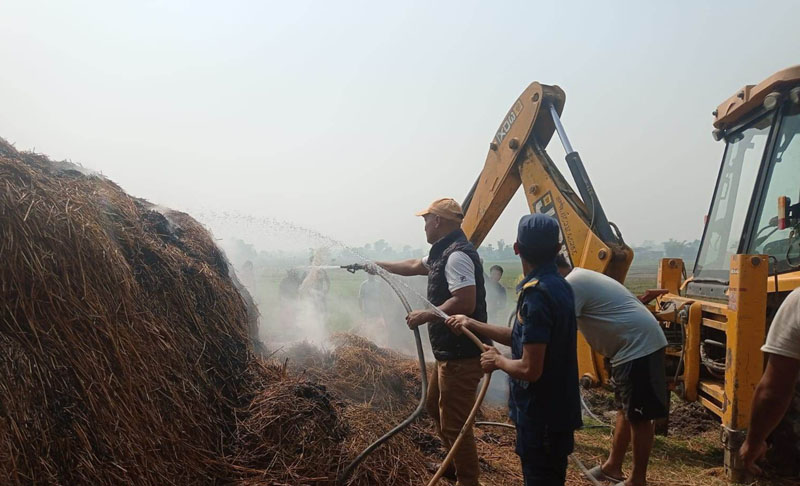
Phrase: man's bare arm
[
  {"left": 745, "top": 354, "right": 800, "bottom": 444},
  {"left": 407, "top": 285, "right": 476, "bottom": 328},
  {"left": 446, "top": 315, "right": 512, "bottom": 346},
  {"left": 485, "top": 343, "right": 546, "bottom": 382},
  {"left": 375, "top": 258, "right": 428, "bottom": 276},
  {"left": 437, "top": 285, "right": 475, "bottom": 317}
]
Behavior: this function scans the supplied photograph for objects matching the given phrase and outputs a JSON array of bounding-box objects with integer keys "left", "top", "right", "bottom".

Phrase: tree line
[{"left": 223, "top": 237, "right": 703, "bottom": 269}]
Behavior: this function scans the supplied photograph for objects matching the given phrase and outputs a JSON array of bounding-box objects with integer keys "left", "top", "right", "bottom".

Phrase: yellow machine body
[{"left": 461, "top": 65, "right": 800, "bottom": 480}]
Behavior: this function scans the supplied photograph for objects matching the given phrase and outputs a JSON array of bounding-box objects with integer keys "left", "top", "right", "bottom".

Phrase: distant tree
[
  {"left": 663, "top": 239, "right": 687, "bottom": 257},
  {"left": 373, "top": 239, "right": 389, "bottom": 255},
  {"left": 684, "top": 239, "right": 701, "bottom": 261},
  {"left": 663, "top": 238, "right": 700, "bottom": 261},
  {"left": 497, "top": 239, "right": 506, "bottom": 254}
]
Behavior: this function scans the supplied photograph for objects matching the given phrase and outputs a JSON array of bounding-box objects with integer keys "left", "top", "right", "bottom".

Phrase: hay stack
[
  {"left": 0, "top": 139, "right": 255, "bottom": 484},
  {"left": 0, "top": 138, "right": 456, "bottom": 485}
]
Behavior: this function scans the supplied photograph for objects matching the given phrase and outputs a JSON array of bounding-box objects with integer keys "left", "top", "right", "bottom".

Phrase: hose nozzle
[{"left": 340, "top": 263, "right": 365, "bottom": 274}]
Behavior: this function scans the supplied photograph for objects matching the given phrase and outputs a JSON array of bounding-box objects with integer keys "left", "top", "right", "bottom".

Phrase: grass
[
  {"left": 570, "top": 426, "right": 728, "bottom": 486},
  {"left": 475, "top": 392, "right": 794, "bottom": 486}
]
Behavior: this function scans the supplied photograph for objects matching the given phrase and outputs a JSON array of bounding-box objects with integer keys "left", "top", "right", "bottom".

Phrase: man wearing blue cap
[{"left": 447, "top": 214, "right": 582, "bottom": 485}]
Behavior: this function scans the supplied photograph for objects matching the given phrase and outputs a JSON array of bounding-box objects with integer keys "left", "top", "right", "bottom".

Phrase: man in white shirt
[
  {"left": 739, "top": 287, "right": 800, "bottom": 475},
  {"left": 368, "top": 197, "right": 490, "bottom": 486},
  {"left": 557, "top": 256, "right": 668, "bottom": 486}
]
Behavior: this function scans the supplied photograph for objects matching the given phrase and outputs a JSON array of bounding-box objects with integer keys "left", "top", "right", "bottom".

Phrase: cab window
[
  {"left": 748, "top": 106, "right": 800, "bottom": 272},
  {"left": 694, "top": 115, "right": 771, "bottom": 282}
]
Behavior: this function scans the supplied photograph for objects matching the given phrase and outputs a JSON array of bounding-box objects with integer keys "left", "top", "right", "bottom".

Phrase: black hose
[{"left": 337, "top": 273, "right": 428, "bottom": 484}]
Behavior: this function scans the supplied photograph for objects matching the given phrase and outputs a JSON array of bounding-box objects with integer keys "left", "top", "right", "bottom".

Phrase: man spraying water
[{"left": 366, "top": 197, "right": 490, "bottom": 486}]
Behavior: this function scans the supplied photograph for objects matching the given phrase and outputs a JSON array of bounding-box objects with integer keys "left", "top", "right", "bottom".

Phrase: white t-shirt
[
  {"left": 421, "top": 251, "right": 476, "bottom": 292},
  {"left": 566, "top": 268, "right": 667, "bottom": 367},
  {"left": 762, "top": 288, "right": 800, "bottom": 361}
]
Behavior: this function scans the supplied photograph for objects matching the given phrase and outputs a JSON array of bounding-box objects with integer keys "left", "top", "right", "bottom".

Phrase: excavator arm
[
  {"left": 461, "top": 82, "right": 634, "bottom": 386},
  {"left": 461, "top": 82, "right": 632, "bottom": 281}
]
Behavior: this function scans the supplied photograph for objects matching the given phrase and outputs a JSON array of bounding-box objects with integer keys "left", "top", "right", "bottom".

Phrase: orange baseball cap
[{"left": 415, "top": 198, "right": 464, "bottom": 222}]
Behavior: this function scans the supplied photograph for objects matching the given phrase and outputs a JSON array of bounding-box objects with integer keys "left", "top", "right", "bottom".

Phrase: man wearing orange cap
[{"left": 369, "top": 197, "right": 490, "bottom": 486}]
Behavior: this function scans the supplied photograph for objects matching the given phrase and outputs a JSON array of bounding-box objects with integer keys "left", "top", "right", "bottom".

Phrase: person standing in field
[
  {"left": 358, "top": 272, "right": 388, "bottom": 346},
  {"left": 367, "top": 197, "right": 490, "bottom": 486},
  {"left": 278, "top": 268, "right": 302, "bottom": 328},
  {"left": 486, "top": 264, "right": 508, "bottom": 324},
  {"left": 447, "top": 214, "right": 582, "bottom": 486}
]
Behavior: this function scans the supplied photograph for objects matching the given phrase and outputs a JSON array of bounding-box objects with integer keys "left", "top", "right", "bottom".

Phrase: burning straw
[{"left": 234, "top": 334, "right": 433, "bottom": 485}]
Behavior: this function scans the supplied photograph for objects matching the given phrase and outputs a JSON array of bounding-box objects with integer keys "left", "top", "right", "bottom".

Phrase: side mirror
[
  {"left": 778, "top": 196, "right": 789, "bottom": 229},
  {"left": 778, "top": 196, "right": 800, "bottom": 230}
]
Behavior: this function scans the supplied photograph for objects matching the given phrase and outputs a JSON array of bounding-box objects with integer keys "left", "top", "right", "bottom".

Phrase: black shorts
[{"left": 610, "top": 347, "right": 669, "bottom": 422}]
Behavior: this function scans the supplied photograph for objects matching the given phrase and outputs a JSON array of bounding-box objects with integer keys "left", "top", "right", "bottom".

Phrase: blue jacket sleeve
[{"left": 519, "top": 290, "right": 553, "bottom": 344}]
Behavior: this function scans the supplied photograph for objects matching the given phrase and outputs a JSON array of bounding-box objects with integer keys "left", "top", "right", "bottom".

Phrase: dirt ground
[
  {"left": 449, "top": 388, "right": 796, "bottom": 486},
  {"left": 269, "top": 332, "right": 798, "bottom": 485}
]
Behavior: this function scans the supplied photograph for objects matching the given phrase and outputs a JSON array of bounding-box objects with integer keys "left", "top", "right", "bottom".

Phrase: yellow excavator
[{"left": 460, "top": 66, "right": 800, "bottom": 480}]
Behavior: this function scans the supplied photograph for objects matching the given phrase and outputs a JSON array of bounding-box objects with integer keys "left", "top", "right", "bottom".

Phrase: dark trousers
[
  {"left": 521, "top": 451, "right": 568, "bottom": 486},
  {"left": 518, "top": 429, "right": 573, "bottom": 486}
]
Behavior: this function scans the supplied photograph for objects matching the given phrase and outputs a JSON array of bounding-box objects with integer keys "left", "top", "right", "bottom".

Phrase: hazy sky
[{"left": 2, "top": 1, "right": 798, "bottom": 251}]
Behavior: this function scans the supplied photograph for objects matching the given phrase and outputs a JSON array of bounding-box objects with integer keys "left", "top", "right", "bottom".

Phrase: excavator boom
[
  {"left": 461, "top": 81, "right": 633, "bottom": 388},
  {"left": 461, "top": 82, "right": 632, "bottom": 282}
]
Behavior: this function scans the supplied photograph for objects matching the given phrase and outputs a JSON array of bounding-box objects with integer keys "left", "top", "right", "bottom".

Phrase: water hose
[
  {"left": 579, "top": 391, "right": 611, "bottom": 427},
  {"left": 570, "top": 454, "right": 606, "bottom": 486},
  {"left": 337, "top": 270, "right": 428, "bottom": 484}
]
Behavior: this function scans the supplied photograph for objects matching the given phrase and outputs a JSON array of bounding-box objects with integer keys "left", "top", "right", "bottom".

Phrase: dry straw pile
[
  {"left": 0, "top": 138, "right": 258, "bottom": 484},
  {"left": 0, "top": 138, "right": 438, "bottom": 485}
]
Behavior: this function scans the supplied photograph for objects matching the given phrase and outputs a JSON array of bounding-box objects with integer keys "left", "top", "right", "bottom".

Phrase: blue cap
[{"left": 516, "top": 214, "right": 561, "bottom": 259}]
